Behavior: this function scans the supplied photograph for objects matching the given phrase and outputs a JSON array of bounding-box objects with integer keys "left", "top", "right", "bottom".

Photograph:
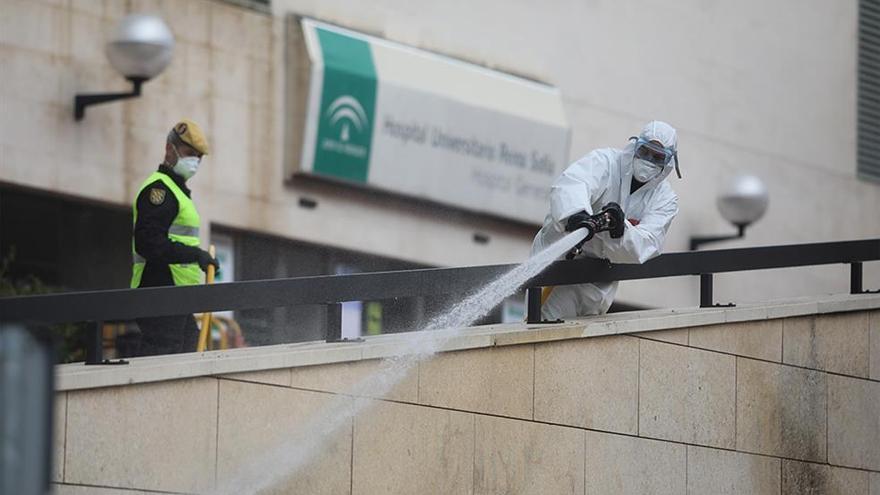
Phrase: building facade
[{"left": 1, "top": 0, "right": 878, "bottom": 343}]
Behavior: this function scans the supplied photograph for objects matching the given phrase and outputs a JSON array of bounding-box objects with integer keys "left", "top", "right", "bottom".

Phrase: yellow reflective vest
[{"left": 130, "top": 171, "right": 202, "bottom": 288}]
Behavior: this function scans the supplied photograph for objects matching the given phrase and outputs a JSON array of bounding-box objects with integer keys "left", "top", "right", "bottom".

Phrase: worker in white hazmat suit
[{"left": 532, "top": 121, "right": 681, "bottom": 319}]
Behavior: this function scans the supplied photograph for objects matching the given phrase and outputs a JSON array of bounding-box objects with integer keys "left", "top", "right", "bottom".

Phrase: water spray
[{"left": 213, "top": 228, "right": 589, "bottom": 495}]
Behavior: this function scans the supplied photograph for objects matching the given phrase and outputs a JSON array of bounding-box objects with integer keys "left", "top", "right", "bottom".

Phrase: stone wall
[{"left": 51, "top": 306, "right": 880, "bottom": 494}]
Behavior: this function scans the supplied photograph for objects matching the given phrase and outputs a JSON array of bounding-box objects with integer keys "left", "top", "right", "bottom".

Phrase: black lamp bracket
[
  {"left": 74, "top": 77, "right": 146, "bottom": 121},
  {"left": 690, "top": 223, "right": 747, "bottom": 251}
]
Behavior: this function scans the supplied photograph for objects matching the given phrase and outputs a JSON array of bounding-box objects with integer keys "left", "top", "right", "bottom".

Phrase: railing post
[
  {"left": 325, "top": 304, "right": 342, "bottom": 342},
  {"left": 526, "top": 287, "right": 542, "bottom": 324},
  {"left": 851, "top": 262, "right": 863, "bottom": 294},
  {"left": 84, "top": 321, "right": 103, "bottom": 365},
  {"left": 699, "top": 274, "right": 713, "bottom": 308}
]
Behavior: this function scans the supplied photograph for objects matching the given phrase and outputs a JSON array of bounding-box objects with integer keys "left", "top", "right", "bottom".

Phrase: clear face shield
[{"left": 630, "top": 137, "right": 681, "bottom": 178}]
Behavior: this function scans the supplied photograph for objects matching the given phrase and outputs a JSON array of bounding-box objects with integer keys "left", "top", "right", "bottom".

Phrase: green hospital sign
[
  {"left": 313, "top": 27, "right": 377, "bottom": 184},
  {"left": 296, "top": 19, "right": 570, "bottom": 225}
]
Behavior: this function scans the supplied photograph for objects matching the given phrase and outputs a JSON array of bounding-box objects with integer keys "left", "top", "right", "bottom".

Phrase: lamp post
[
  {"left": 690, "top": 174, "right": 769, "bottom": 250},
  {"left": 73, "top": 14, "right": 174, "bottom": 121}
]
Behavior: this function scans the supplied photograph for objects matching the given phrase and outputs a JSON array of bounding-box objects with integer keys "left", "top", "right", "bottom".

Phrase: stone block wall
[{"left": 52, "top": 309, "right": 880, "bottom": 494}]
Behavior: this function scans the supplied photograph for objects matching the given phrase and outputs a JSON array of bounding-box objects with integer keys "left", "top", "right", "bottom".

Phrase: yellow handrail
[
  {"left": 541, "top": 286, "right": 554, "bottom": 305},
  {"left": 219, "top": 318, "right": 228, "bottom": 350},
  {"left": 196, "top": 245, "right": 216, "bottom": 352}
]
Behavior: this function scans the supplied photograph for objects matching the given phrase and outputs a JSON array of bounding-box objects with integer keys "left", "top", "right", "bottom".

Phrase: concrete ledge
[{"left": 55, "top": 293, "right": 880, "bottom": 392}]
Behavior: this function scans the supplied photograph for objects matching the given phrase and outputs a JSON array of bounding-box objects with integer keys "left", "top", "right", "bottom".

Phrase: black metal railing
[{"left": 1, "top": 239, "right": 878, "bottom": 363}]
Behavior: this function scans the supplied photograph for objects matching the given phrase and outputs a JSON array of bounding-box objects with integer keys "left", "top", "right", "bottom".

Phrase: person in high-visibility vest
[{"left": 131, "top": 119, "right": 218, "bottom": 356}]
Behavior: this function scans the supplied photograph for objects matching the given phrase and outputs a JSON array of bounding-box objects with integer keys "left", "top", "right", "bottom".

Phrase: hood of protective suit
[{"left": 622, "top": 120, "right": 678, "bottom": 188}]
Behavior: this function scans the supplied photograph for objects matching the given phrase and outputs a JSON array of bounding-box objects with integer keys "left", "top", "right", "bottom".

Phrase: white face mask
[
  {"left": 632, "top": 158, "right": 663, "bottom": 183},
  {"left": 173, "top": 156, "right": 200, "bottom": 180},
  {"left": 171, "top": 145, "right": 201, "bottom": 180}
]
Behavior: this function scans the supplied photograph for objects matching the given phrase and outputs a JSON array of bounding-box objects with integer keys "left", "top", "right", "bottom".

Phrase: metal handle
[{"left": 196, "top": 245, "right": 216, "bottom": 352}]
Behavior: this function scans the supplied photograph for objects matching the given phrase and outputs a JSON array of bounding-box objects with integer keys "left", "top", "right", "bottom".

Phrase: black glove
[
  {"left": 196, "top": 249, "right": 220, "bottom": 273},
  {"left": 601, "top": 202, "right": 626, "bottom": 238},
  {"left": 565, "top": 211, "right": 593, "bottom": 234}
]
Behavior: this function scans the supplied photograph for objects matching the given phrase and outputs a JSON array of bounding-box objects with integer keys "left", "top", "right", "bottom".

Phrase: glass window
[{"left": 858, "top": 0, "right": 880, "bottom": 183}]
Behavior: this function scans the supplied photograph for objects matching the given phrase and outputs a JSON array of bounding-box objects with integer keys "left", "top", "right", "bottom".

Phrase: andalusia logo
[
  {"left": 319, "top": 95, "right": 370, "bottom": 159},
  {"left": 326, "top": 96, "right": 369, "bottom": 144}
]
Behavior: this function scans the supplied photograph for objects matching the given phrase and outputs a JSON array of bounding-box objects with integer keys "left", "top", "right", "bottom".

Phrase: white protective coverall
[{"left": 531, "top": 121, "right": 680, "bottom": 319}]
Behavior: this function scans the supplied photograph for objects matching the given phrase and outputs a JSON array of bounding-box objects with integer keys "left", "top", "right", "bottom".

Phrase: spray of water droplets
[{"left": 213, "top": 228, "right": 588, "bottom": 495}]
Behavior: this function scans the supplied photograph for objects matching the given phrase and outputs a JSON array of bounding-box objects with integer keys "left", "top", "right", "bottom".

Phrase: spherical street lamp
[
  {"left": 74, "top": 14, "right": 175, "bottom": 121},
  {"left": 717, "top": 174, "right": 770, "bottom": 227},
  {"left": 105, "top": 14, "right": 174, "bottom": 80},
  {"left": 690, "top": 174, "right": 769, "bottom": 250}
]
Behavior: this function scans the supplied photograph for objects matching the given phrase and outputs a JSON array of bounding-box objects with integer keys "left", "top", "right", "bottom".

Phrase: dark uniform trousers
[{"left": 136, "top": 314, "right": 199, "bottom": 356}]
